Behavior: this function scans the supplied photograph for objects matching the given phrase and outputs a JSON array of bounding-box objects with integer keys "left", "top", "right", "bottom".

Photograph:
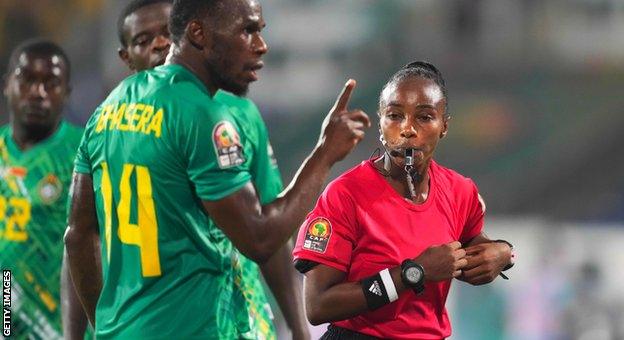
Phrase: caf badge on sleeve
[
  {"left": 212, "top": 120, "right": 245, "bottom": 169},
  {"left": 303, "top": 217, "right": 332, "bottom": 253}
]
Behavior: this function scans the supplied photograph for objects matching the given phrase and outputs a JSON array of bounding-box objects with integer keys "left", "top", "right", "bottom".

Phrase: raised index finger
[{"left": 333, "top": 79, "right": 356, "bottom": 112}]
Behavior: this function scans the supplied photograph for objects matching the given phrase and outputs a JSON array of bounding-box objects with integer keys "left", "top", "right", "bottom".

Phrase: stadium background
[{"left": 2, "top": 0, "right": 624, "bottom": 339}]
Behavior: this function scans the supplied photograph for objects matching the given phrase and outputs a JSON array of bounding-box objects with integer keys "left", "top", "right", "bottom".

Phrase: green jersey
[
  {"left": 0, "top": 121, "right": 83, "bottom": 339},
  {"left": 214, "top": 91, "right": 283, "bottom": 340},
  {"left": 75, "top": 64, "right": 271, "bottom": 339}
]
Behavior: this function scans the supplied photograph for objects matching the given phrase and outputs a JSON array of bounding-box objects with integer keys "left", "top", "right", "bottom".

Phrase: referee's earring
[
  {"left": 440, "top": 131, "right": 447, "bottom": 139},
  {"left": 379, "top": 134, "right": 388, "bottom": 146}
]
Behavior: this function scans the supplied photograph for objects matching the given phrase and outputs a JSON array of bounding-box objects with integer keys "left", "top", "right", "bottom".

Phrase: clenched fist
[
  {"left": 414, "top": 241, "right": 468, "bottom": 282},
  {"left": 457, "top": 242, "right": 512, "bottom": 285}
]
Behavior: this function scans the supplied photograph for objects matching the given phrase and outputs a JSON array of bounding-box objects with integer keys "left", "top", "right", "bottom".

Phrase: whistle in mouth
[{"left": 405, "top": 148, "right": 415, "bottom": 167}]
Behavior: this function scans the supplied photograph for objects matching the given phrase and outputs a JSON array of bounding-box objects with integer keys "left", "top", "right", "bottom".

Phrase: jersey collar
[
  {"left": 5, "top": 120, "right": 68, "bottom": 159},
  {"left": 366, "top": 158, "right": 437, "bottom": 212}
]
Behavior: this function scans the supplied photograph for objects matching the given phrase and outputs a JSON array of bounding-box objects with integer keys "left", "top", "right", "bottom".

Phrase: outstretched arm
[
  {"left": 203, "top": 80, "right": 370, "bottom": 263},
  {"left": 64, "top": 173, "right": 103, "bottom": 326}
]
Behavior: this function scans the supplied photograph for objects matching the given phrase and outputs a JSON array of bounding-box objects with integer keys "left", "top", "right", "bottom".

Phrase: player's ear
[
  {"left": 118, "top": 48, "right": 134, "bottom": 71},
  {"left": 440, "top": 114, "right": 450, "bottom": 139},
  {"left": 186, "top": 19, "right": 208, "bottom": 50}
]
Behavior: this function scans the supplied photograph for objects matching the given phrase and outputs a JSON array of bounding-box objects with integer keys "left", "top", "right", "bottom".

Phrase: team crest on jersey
[
  {"left": 37, "top": 174, "right": 62, "bottom": 205},
  {"left": 213, "top": 121, "right": 245, "bottom": 168},
  {"left": 303, "top": 217, "right": 332, "bottom": 253}
]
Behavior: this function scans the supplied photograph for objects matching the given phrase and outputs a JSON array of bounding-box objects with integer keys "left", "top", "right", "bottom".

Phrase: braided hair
[{"left": 378, "top": 61, "right": 449, "bottom": 116}]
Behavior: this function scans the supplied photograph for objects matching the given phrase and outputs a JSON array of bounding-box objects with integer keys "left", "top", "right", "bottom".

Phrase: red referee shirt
[{"left": 293, "top": 159, "right": 485, "bottom": 339}]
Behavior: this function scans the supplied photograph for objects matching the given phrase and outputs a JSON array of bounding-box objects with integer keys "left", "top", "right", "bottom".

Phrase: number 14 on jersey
[{"left": 100, "top": 162, "right": 161, "bottom": 277}]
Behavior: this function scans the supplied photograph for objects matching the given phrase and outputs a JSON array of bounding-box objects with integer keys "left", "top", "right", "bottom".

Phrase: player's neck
[
  {"left": 11, "top": 121, "right": 60, "bottom": 152},
  {"left": 168, "top": 43, "right": 219, "bottom": 97}
]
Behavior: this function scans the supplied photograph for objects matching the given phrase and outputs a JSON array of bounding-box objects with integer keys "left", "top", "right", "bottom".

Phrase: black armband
[
  {"left": 293, "top": 259, "right": 319, "bottom": 274},
  {"left": 361, "top": 271, "right": 392, "bottom": 310}
]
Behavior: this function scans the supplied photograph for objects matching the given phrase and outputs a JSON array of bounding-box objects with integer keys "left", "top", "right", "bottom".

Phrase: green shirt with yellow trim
[
  {"left": 74, "top": 64, "right": 261, "bottom": 339},
  {"left": 0, "top": 121, "right": 83, "bottom": 339}
]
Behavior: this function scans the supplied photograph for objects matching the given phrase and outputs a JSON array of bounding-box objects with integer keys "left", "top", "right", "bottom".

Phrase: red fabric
[{"left": 293, "top": 159, "right": 485, "bottom": 339}]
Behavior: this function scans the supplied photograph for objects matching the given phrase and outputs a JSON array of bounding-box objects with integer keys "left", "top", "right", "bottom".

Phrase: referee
[{"left": 293, "top": 61, "right": 514, "bottom": 339}]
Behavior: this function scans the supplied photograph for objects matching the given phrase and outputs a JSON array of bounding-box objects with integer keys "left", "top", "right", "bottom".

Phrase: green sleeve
[
  {"left": 73, "top": 111, "right": 98, "bottom": 174},
  {"left": 176, "top": 100, "right": 252, "bottom": 201}
]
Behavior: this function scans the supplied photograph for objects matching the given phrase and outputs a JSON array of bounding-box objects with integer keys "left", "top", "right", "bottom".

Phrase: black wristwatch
[{"left": 401, "top": 259, "right": 425, "bottom": 294}]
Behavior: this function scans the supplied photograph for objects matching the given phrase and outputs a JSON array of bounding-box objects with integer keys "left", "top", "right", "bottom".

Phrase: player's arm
[
  {"left": 302, "top": 242, "right": 467, "bottom": 325},
  {"left": 64, "top": 173, "right": 103, "bottom": 326},
  {"left": 458, "top": 232, "right": 513, "bottom": 285},
  {"left": 203, "top": 80, "right": 370, "bottom": 263},
  {"left": 260, "top": 241, "right": 309, "bottom": 339},
  {"left": 61, "top": 250, "right": 88, "bottom": 339}
]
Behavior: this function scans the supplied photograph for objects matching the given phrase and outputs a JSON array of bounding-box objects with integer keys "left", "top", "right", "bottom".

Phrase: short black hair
[
  {"left": 170, "top": 0, "right": 223, "bottom": 43},
  {"left": 379, "top": 61, "right": 449, "bottom": 116},
  {"left": 6, "top": 38, "right": 71, "bottom": 80},
  {"left": 117, "top": 0, "right": 173, "bottom": 47}
]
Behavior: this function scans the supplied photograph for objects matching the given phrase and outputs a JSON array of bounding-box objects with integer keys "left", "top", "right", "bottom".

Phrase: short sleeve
[
  {"left": 459, "top": 180, "right": 486, "bottom": 243},
  {"left": 176, "top": 100, "right": 252, "bottom": 201},
  {"left": 73, "top": 112, "right": 97, "bottom": 174},
  {"left": 293, "top": 180, "right": 357, "bottom": 273}
]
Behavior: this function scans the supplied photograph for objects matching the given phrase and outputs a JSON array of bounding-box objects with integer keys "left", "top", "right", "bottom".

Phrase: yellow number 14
[{"left": 101, "top": 162, "right": 161, "bottom": 277}]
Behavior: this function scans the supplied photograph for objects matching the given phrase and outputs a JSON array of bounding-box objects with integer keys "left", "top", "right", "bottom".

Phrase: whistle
[{"left": 405, "top": 148, "right": 415, "bottom": 167}]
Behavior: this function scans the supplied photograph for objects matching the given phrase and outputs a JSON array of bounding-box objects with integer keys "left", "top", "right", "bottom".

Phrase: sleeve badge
[
  {"left": 212, "top": 120, "right": 246, "bottom": 168},
  {"left": 303, "top": 217, "right": 332, "bottom": 253}
]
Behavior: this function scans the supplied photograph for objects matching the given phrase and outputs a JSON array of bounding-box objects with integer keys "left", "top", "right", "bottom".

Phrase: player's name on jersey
[{"left": 95, "top": 103, "right": 163, "bottom": 137}]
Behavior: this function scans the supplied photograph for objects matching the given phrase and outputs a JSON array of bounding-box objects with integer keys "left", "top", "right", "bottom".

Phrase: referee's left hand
[{"left": 457, "top": 242, "right": 512, "bottom": 285}]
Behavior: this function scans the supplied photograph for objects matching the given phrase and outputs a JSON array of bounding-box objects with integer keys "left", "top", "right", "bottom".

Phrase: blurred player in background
[
  {"left": 293, "top": 61, "right": 514, "bottom": 339},
  {"left": 0, "top": 39, "right": 85, "bottom": 339},
  {"left": 64, "top": 0, "right": 369, "bottom": 338},
  {"left": 62, "top": 0, "right": 309, "bottom": 338}
]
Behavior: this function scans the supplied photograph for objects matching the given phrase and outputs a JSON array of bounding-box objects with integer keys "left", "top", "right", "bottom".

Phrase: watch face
[{"left": 405, "top": 266, "right": 422, "bottom": 284}]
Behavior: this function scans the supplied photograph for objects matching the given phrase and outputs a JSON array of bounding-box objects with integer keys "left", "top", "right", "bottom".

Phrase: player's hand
[
  {"left": 457, "top": 242, "right": 512, "bottom": 285},
  {"left": 316, "top": 79, "right": 370, "bottom": 164},
  {"left": 414, "top": 241, "right": 468, "bottom": 282}
]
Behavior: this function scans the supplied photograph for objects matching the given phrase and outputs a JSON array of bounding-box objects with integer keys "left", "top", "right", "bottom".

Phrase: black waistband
[{"left": 319, "top": 325, "right": 382, "bottom": 340}]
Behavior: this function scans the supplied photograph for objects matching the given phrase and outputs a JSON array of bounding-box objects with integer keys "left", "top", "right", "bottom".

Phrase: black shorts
[{"left": 319, "top": 325, "right": 382, "bottom": 340}]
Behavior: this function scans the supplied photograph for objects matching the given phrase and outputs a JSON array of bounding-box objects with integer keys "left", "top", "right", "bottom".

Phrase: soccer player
[
  {"left": 293, "top": 61, "right": 515, "bottom": 339},
  {"left": 63, "top": 0, "right": 309, "bottom": 338},
  {"left": 64, "top": 0, "right": 370, "bottom": 339},
  {"left": 0, "top": 39, "right": 84, "bottom": 339}
]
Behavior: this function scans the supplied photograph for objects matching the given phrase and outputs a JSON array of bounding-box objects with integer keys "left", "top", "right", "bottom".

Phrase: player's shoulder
[
  {"left": 214, "top": 91, "right": 262, "bottom": 122},
  {"left": 110, "top": 65, "right": 231, "bottom": 124},
  {"left": 431, "top": 160, "right": 477, "bottom": 194},
  {"left": 214, "top": 90, "right": 257, "bottom": 111},
  {"left": 61, "top": 120, "right": 84, "bottom": 143},
  {"left": 63, "top": 120, "right": 84, "bottom": 135},
  {"left": 110, "top": 64, "right": 214, "bottom": 107}
]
